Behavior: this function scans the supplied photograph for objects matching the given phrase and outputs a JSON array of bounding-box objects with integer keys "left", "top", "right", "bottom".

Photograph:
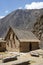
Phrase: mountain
[
  {"left": 33, "top": 15, "right": 43, "bottom": 39},
  {"left": 0, "top": 9, "right": 43, "bottom": 38},
  {"left": 33, "top": 15, "right": 43, "bottom": 48}
]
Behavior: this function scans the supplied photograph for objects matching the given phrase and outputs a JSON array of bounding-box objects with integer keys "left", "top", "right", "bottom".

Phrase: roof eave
[{"left": 19, "top": 39, "right": 40, "bottom": 42}]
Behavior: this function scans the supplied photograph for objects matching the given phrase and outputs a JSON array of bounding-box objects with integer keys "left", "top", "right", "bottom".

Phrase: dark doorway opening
[{"left": 29, "top": 42, "right": 32, "bottom": 51}]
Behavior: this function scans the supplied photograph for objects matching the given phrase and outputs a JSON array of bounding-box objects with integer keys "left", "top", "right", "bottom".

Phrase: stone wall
[
  {"left": 31, "top": 42, "right": 39, "bottom": 50},
  {"left": 20, "top": 42, "right": 30, "bottom": 52},
  {"left": 0, "top": 42, "right": 6, "bottom": 51},
  {"left": 19, "top": 42, "right": 39, "bottom": 52},
  {"left": 6, "top": 29, "right": 20, "bottom": 52}
]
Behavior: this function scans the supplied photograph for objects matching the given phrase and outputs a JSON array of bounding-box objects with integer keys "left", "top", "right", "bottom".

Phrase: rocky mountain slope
[
  {"left": 33, "top": 15, "right": 43, "bottom": 39},
  {"left": 0, "top": 9, "right": 43, "bottom": 38},
  {"left": 33, "top": 15, "right": 43, "bottom": 48}
]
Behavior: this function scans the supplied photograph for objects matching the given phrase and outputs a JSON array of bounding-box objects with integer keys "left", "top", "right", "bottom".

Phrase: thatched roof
[{"left": 4, "top": 26, "right": 40, "bottom": 42}]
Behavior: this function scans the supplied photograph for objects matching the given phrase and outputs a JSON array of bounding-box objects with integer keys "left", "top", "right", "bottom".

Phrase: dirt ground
[{"left": 0, "top": 49, "right": 43, "bottom": 65}]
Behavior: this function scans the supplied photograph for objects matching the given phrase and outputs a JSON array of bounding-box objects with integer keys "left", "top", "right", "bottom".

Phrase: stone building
[
  {"left": 0, "top": 38, "right": 6, "bottom": 51},
  {"left": 4, "top": 27, "right": 40, "bottom": 52}
]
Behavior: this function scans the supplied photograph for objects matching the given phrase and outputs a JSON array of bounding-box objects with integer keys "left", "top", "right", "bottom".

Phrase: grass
[{"left": 29, "top": 60, "right": 36, "bottom": 64}]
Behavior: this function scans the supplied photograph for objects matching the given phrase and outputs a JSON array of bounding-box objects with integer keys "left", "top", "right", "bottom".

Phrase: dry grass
[
  {"left": 29, "top": 60, "right": 36, "bottom": 64},
  {"left": 0, "top": 49, "right": 43, "bottom": 65},
  {"left": 0, "top": 52, "right": 16, "bottom": 60}
]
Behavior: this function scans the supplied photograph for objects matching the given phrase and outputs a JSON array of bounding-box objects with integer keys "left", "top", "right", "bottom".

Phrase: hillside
[
  {"left": 33, "top": 15, "right": 43, "bottom": 39},
  {"left": 33, "top": 15, "right": 43, "bottom": 48},
  {"left": 0, "top": 9, "right": 43, "bottom": 38}
]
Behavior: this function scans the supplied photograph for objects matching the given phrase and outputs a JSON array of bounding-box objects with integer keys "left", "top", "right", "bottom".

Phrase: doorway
[{"left": 29, "top": 42, "right": 32, "bottom": 51}]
